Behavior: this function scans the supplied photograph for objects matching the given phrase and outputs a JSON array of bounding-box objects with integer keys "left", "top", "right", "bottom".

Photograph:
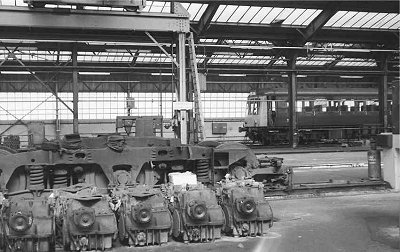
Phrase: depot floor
[
  {"left": 113, "top": 192, "right": 399, "bottom": 252},
  {"left": 113, "top": 151, "right": 399, "bottom": 252}
]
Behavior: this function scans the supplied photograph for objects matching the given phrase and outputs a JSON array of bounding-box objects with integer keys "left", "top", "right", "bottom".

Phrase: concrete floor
[
  {"left": 268, "top": 192, "right": 399, "bottom": 252},
  {"left": 113, "top": 192, "right": 399, "bottom": 252},
  {"left": 261, "top": 151, "right": 370, "bottom": 184},
  {"left": 294, "top": 166, "right": 368, "bottom": 184},
  {"left": 265, "top": 151, "right": 367, "bottom": 167},
  {"left": 112, "top": 151, "right": 399, "bottom": 252}
]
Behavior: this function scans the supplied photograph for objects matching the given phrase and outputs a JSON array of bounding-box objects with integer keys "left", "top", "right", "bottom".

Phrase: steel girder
[
  {"left": 0, "top": 6, "right": 190, "bottom": 39},
  {"left": 203, "top": 23, "right": 399, "bottom": 46}
]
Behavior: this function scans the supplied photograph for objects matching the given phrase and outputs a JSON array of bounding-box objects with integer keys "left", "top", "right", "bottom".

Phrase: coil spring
[
  {"left": 29, "top": 165, "right": 44, "bottom": 187},
  {"left": 53, "top": 169, "right": 68, "bottom": 189},
  {"left": 196, "top": 160, "right": 210, "bottom": 182}
]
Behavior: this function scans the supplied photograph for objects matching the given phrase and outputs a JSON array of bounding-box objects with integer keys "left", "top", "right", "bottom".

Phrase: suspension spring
[
  {"left": 53, "top": 169, "right": 68, "bottom": 189},
  {"left": 196, "top": 159, "right": 210, "bottom": 183},
  {"left": 28, "top": 165, "right": 45, "bottom": 190}
]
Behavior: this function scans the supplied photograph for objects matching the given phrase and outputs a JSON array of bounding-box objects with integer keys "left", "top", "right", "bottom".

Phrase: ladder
[{"left": 187, "top": 32, "right": 205, "bottom": 143}]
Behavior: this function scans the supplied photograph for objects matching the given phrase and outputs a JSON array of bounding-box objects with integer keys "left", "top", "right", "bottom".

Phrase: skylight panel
[
  {"left": 213, "top": 58, "right": 222, "bottom": 64},
  {"left": 361, "top": 13, "right": 388, "bottom": 28},
  {"left": 301, "top": 10, "right": 322, "bottom": 26},
  {"left": 142, "top": 55, "right": 151, "bottom": 62},
  {"left": 325, "top": 11, "right": 347, "bottom": 26},
  {"left": 334, "top": 11, "right": 358, "bottom": 27},
  {"left": 194, "top": 4, "right": 208, "bottom": 21},
  {"left": 274, "top": 8, "right": 296, "bottom": 22},
  {"left": 212, "top": 5, "right": 227, "bottom": 22},
  {"left": 381, "top": 14, "right": 400, "bottom": 29},
  {"left": 159, "top": 2, "right": 170, "bottom": 13},
  {"left": 121, "top": 56, "right": 130, "bottom": 62},
  {"left": 147, "top": 2, "right": 166, "bottom": 13},
  {"left": 366, "top": 62, "right": 377, "bottom": 67},
  {"left": 142, "top": 2, "right": 151, "bottom": 12},
  {"left": 1, "top": 0, "right": 19, "bottom": 6},
  {"left": 293, "top": 9, "right": 319, "bottom": 26},
  {"left": 350, "top": 13, "right": 378, "bottom": 27},
  {"left": 216, "top": 5, "right": 239, "bottom": 22},
  {"left": 260, "top": 59, "right": 271, "bottom": 65},
  {"left": 238, "top": 6, "right": 262, "bottom": 23},
  {"left": 336, "top": 58, "right": 377, "bottom": 67},
  {"left": 282, "top": 9, "right": 307, "bottom": 25},
  {"left": 275, "top": 59, "right": 286, "bottom": 65},
  {"left": 185, "top": 3, "right": 208, "bottom": 21},
  {"left": 250, "top": 7, "right": 273, "bottom": 24},
  {"left": 389, "top": 20, "right": 400, "bottom": 29},
  {"left": 248, "top": 58, "right": 258, "bottom": 64},
  {"left": 135, "top": 55, "right": 144, "bottom": 62},
  {"left": 341, "top": 12, "right": 369, "bottom": 27},
  {"left": 257, "top": 40, "right": 273, "bottom": 45},
  {"left": 260, "top": 8, "right": 284, "bottom": 24},
  {"left": 228, "top": 6, "right": 250, "bottom": 23},
  {"left": 252, "top": 58, "right": 262, "bottom": 64},
  {"left": 196, "top": 56, "right": 204, "bottom": 64},
  {"left": 371, "top": 13, "right": 396, "bottom": 28},
  {"left": 199, "top": 39, "right": 219, "bottom": 43}
]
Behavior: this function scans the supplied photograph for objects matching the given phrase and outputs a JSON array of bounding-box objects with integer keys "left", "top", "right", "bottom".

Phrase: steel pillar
[
  {"left": 72, "top": 44, "right": 79, "bottom": 134},
  {"left": 378, "top": 55, "right": 389, "bottom": 132},
  {"left": 178, "top": 33, "right": 188, "bottom": 144},
  {"left": 287, "top": 55, "right": 298, "bottom": 148},
  {"left": 393, "top": 81, "right": 400, "bottom": 134},
  {"left": 55, "top": 82, "right": 61, "bottom": 140},
  {"left": 379, "top": 82, "right": 400, "bottom": 189}
]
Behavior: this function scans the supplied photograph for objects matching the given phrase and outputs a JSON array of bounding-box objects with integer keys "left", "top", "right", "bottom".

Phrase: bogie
[{"left": 0, "top": 134, "right": 276, "bottom": 250}]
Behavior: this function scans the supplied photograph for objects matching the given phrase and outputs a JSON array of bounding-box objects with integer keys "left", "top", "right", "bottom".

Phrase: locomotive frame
[{"left": 0, "top": 132, "right": 280, "bottom": 251}]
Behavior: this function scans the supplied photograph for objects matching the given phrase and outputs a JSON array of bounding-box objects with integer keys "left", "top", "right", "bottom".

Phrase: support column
[
  {"left": 287, "top": 55, "right": 298, "bottom": 148},
  {"left": 378, "top": 55, "right": 388, "bottom": 132},
  {"left": 178, "top": 33, "right": 188, "bottom": 144},
  {"left": 127, "top": 81, "right": 131, "bottom": 116},
  {"left": 55, "top": 82, "right": 61, "bottom": 140},
  {"left": 393, "top": 81, "right": 399, "bottom": 134},
  {"left": 379, "top": 81, "right": 400, "bottom": 190},
  {"left": 72, "top": 44, "right": 79, "bottom": 134}
]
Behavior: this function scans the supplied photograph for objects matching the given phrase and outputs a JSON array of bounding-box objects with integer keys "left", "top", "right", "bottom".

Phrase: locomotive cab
[{"left": 243, "top": 95, "right": 271, "bottom": 128}]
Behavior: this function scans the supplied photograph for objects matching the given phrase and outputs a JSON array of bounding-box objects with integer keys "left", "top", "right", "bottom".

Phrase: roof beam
[
  {"left": 127, "top": 49, "right": 140, "bottom": 67},
  {"left": 1, "top": 61, "right": 398, "bottom": 75},
  {"left": 202, "top": 38, "right": 224, "bottom": 66},
  {"left": 299, "top": 8, "right": 338, "bottom": 43},
  {"left": 195, "top": 3, "right": 219, "bottom": 36},
  {"left": 203, "top": 23, "right": 399, "bottom": 46},
  {"left": 0, "top": 41, "right": 393, "bottom": 59},
  {"left": 0, "top": 6, "right": 190, "bottom": 36}
]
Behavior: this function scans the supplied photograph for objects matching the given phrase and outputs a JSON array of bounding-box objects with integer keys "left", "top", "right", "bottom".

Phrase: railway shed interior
[
  {"left": 0, "top": 0, "right": 398, "bottom": 145},
  {"left": 0, "top": 1, "right": 399, "bottom": 251}
]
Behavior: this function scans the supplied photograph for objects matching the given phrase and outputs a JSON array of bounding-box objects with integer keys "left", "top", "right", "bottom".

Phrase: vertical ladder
[{"left": 187, "top": 32, "right": 204, "bottom": 142}]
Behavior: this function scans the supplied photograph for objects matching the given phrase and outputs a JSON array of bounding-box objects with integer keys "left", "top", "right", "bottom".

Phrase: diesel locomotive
[
  {"left": 0, "top": 131, "right": 279, "bottom": 251},
  {"left": 240, "top": 94, "right": 390, "bottom": 145}
]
